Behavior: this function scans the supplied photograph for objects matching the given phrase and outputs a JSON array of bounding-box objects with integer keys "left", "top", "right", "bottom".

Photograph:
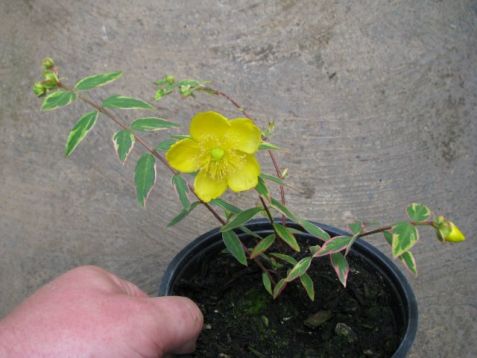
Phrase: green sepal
[
  {"left": 131, "top": 117, "right": 179, "bottom": 131},
  {"left": 406, "top": 203, "right": 431, "bottom": 222},
  {"left": 221, "top": 207, "right": 262, "bottom": 232},
  {"left": 74, "top": 71, "right": 122, "bottom": 90},
  {"left": 134, "top": 153, "right": 156, "bottom": 207},
  {"left": 274, "top": 224, "right": 300, "bottom": 252},
  {"left": 250, "top": 234, "right": 276, "bottom": 259},
  {"left": 286, "top": 257, "right": 312, "bottom": 282},
  {"left": 102, "top": 95, "right": 154, "bottom": 110},
  {"left": 300, "top": 273, "right": 315, "bottom": 301},
  {"left": 172, "top": 175, "right": 190, "bottom": 210},
  {"left": 391, "top": 222, "right": 419, "bottom": 257},
  {"left": 64, "top": 111, "right": 98, "bottom": 157},
  {"left": 41, "top": 90, "right": 76, "bottom": 111},
  {"left": 221, "top": 230, "right": 247, "bottom": 266},
  {"left": 112, "top": 130, "right": 135, "bottom": 162}
]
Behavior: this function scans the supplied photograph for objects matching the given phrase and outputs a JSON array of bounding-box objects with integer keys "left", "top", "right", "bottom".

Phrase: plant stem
[{"left": 358, "top": 221, "right": 434, "bottom": 239}]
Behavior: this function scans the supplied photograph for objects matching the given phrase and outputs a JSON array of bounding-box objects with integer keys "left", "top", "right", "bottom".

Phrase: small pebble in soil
[{"left": 335, "top": 322, "right": 358, "bottom": 343}]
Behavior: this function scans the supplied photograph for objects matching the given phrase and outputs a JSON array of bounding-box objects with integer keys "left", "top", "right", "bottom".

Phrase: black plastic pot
[{"left": 159, "top": 219, "right": 418, "bottom": 358}]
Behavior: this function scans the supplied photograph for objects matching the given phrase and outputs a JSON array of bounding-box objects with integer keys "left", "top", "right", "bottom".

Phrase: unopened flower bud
[
  {"left": 435, "top": 216, "right": 465, "bottom": 243},
  {"left": 42, "top": 57, "right": 55, "bottom": 70},
  {"left": 165, "top": 75, "right": 175, "bottom": 84},
  {"left": 43, "top": 70, "right": 59, "bottom": 84},
  {"left": 32, "top": 82, "right": 47, "bottom": 97}
]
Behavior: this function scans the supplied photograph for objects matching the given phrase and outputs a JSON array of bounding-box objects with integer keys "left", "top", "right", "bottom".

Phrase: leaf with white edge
[
  {"left": 262, "top": 272, "right": 273, "bottom": 296},
  {"left": 300, "top": 273, "right": 315, "bottom": 301},
  {"left": 272, "top": 279, "right": 287, "bottom": 299},
  {"left": 261, "top": 173, "right": 285, "bottom": 185},
  {"left": 274, "top": 224, "right": 300, "bottom": 252},
  {"left": 155, "top": 138, "right": 178, "bottom": 152},
  {"left": 383, "top": 231, "right": 393, "bottom": 245},
  {"left": 286, "top": 257, "right": 312, "bottom": 282},
  {"left": 406, "top": 203, "right": 431, "bottom": 222},
  {"left": 102, "top": 95, "right": 154, "bottom": 110},
  {"left": 270, "top": 253, "right": 297, "bottom": 266},
  {"left": 222, "top": 230, "right": 247, "bottom": 266},
  {"left": 41, "top": 90, "right": 76, "bottom": 111},
  {"left": 113, "top": 130, "right": 135, "bottom": 162},
  {"left": 349, "top": 221, "right": 362, "bottom": 235},
  {"left": 270, "top": 198, "right": 298, "bottom": 221},
  {"left": 400, "top": 251, "right": 417, "bottom": 275},
  {"left": 74, "top": 71, "right": 122, "bottom": 90},
  {"left": 309, "top": 245, "right": 321, "bottom": 256},
  {"left": 65, "top": 111, "right": 98, "bottom": 157},
  {"left": 251, "top": 234, "right": 275, "bottom": 259},
  {"left": 313, "top": 236, "right": 352, "bottom": 257},
  {"left": 344, "top": 232, "right": 360, "bottom": 256},
  {"left": 391, "top": 222, "right": 419, "bottom": 257},
  {"left": 211, "top": 198, "right": 241, "bottom": 214},
  {"left": 134, "top": 153, "right": 156, "bottom": 207},
  {"left": 301, "top": 220, "right": 331, "bottom": 241},
  {"left": 221, "top": 207, "right": 262, "bottom": 232},
  {"left": 172, "top": 175, "right": 190, "bottom": 210},
  {"left": 330, "top": 253, "right": 349, "bottom": 287},
  {"left": 131, "top": 117, "right": 180, "bottom": 132},
  {"left": 258, "top": 142, "right": 280, "bottom": 150},
  {"left": 167, "top": 202, "right": 200, "bottom": 227},
  {"left": 255, "top": 176, "right": 270, "bottom": 198}
]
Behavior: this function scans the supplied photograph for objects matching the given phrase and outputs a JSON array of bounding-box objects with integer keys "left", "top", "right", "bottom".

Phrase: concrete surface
[{"left": 1, "top": 0, "right": 476, "bottom": 356}]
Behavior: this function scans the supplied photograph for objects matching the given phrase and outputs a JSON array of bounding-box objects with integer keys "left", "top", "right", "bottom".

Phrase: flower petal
[
  {"left": 227, "top": 154, "right": 260, "bottom": 192},
  {"left": 227, "top": 118, "right": 262, "bottom": 154},
  {"left": 194, "top": 170, "right": 228, "bottom": 202},
  {"left": 190, "top": 111, "right": 231, "bottom": 141},
  {"left": 166, "top": 138, "right": 201, "bottom": 173}
]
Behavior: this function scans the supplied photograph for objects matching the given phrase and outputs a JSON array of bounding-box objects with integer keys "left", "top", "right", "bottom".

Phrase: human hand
[{"left": 0, "top": 266, "right": 203, "bottom": 357}]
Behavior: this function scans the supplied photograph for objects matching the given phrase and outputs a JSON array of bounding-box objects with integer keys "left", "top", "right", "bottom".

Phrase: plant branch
[{"left": 358, "top": 221, "right": 434, "bottom": 239}]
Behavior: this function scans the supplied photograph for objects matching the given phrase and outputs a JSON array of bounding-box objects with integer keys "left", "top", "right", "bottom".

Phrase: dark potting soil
[{"left": 174, "top": 246, "right": 401, "bottom": 358}]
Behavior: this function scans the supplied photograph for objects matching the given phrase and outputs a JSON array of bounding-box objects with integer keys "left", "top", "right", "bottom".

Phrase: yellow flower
[
  {"left": 435, "top": 216, "right": 466, "bottom": 243},
  {"left": 166, "top": 111, "right": 261, "bottom": 202}
]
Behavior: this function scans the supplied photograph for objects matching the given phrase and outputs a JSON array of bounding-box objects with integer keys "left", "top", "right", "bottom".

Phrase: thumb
[{"left": 145, "top": 296, "right": 203, "bottom": 355}]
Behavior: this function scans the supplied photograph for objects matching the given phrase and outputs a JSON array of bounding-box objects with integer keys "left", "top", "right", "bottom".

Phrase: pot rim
[{"left": 159, "top": 218, "right": 418, "bottom": 358}]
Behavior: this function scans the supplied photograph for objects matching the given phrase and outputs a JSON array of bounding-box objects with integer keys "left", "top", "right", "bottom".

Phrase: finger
[{"left": 145, "top": 296, "right": 203, "bottom": 355}]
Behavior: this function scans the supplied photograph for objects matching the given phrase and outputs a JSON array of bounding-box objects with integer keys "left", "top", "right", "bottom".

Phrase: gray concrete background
[{"left": 1, "top": 0, "right": 476, "bottom": 356}]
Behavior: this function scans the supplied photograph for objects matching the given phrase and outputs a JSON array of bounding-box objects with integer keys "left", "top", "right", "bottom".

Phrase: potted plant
[{"left": 33, "top": 58, "right": 465, "bottom": 357}]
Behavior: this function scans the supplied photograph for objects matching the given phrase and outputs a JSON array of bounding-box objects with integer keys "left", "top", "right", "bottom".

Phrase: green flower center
[{"left": 210, "top": 147, "right": 225, "bottom": 161}]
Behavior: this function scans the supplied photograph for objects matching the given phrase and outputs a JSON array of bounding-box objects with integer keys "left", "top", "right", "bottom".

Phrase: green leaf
[
  {"left": 134, "top": 153, "right": 156, "bottom": 207},
  {"left": 102, "top": 95, "right": 153, "bottom": 110},
  {"left": 330, "top": 253, "right": 349, "bottom": 287},
  {"left": 255, "top": 176, "right": 270, "bottom": 198},
  {"left": 168, "top": 202, "right": 200, "bottom": 227},
  {"left": 300, "top": 273, "right": 315, "bottom": 301},
  {"left": 258, "top": 142, "right": 280, "bottom": 151},
  {"left": 261, "top": 173, "right": 285, "bottom": 185},
  {"left": 262, "top": 272, "right": 273, "bottom": 296},
  {"left": 274, "top": 224, "right": 300, "bottom": 252},
  {"left": 270, "top": 253, "right": 298, "bottom": 266},
  {"left": 221, "top": 207, "right": 262, "bottom": 232},
  {"left": 131, "top": 117, "right": 180, "bottom": 132},
  {"left": 349, "top": 221, "right": 362, "bottom": 235},
  {"left": 406, "top": 203, "right": 431, "bottom": 222},
  {"left": 300, "top": 220, "right": 331, "bottom": 241},
  {"left": 391, "top": 222, "right": 419, "bottom": 257},
  {"left": 270, "top": 198, "right": 298, "bottom": 221},
  {"left": 64, "top": 111, "right": 98, "bottom": 157},
  {"left": 112, "top": 130, "right": 135, "bottom": 162},
  {"left": 222, "top": 230, "right": 247, "bottom": 266},
  {"left": 344, "top": 232, "right": 360, "bottom": 256},
  {"left": 172, "top": 175, "right": 190, "bottom": 210},
  {"left": 211, "top": 198, "right": 242, "bottom": 214},
  {"left": 41, "top": 90, "right": 76, "bottom": 111},
  {"left": 251, "top": 234, "right": 276, "bottom": 259},
  {"left": 286, "top": 257, "right": 312, "bottom": 282},
  {"left": 155, "top": 138, "right": 178, "bottom": 152},
  {"left": 313, "top": 236, "right": 352, "bottom": 257},
  {"left": 74, "top": 71, "right": 122, "bottom": 90},
  {"left": 272, "top": 279, "right": 287, "bottom": 299},
  {"left": 383, "top": 230, "right": 393, "bottom": 245},
  {"left": 400, "top": 251, "right": 417, "bottom": 275}
]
